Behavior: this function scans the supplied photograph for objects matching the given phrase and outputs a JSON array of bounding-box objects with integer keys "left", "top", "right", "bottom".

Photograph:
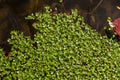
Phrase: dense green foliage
[{"left": 0, "top": 7, "right": 120, "bottom": 79}]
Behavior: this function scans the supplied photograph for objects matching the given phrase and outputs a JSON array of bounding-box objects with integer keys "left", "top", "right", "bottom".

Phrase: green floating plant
[{"left": 0, "top": 7, "right": 120, "bottom": 80}]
